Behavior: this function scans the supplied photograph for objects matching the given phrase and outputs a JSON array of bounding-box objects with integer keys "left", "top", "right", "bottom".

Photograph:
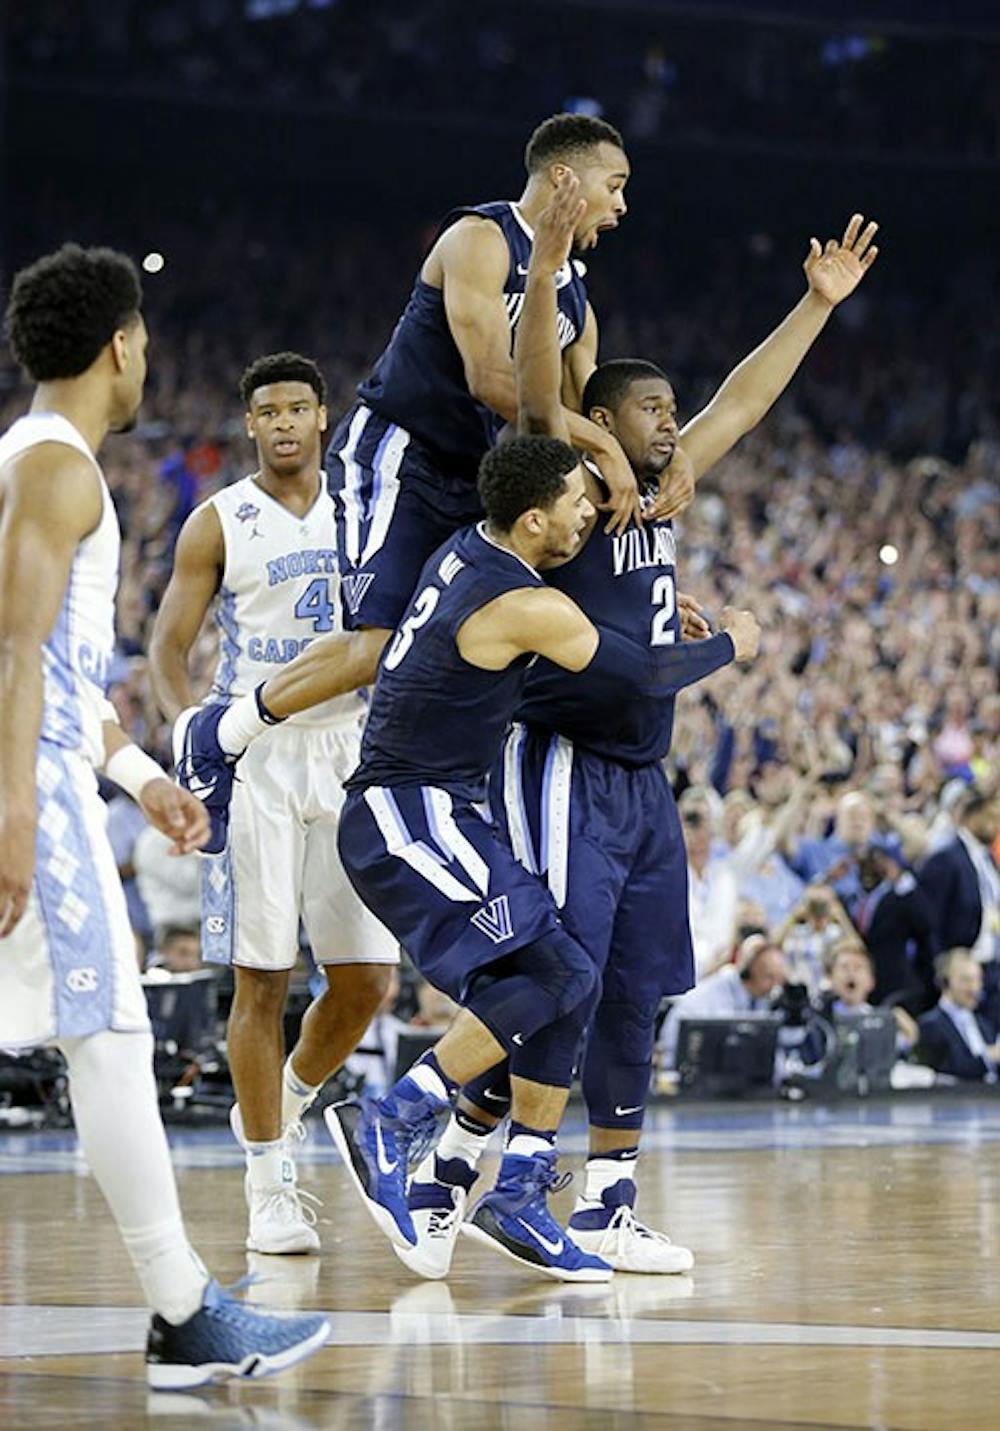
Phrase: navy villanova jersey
[
  {"left": 347, "top": 523, "right": 543, "bottom": 796},
  {"left": 357, "top": 201, "right": 589, "bottom": 480},
  {"left": 516, "top": 508, "right": 683, "bottom": 767}
]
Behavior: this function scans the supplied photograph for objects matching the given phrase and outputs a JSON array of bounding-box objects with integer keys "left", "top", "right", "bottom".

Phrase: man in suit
[
  {"left": 918, "top": 790, "right": 998, "bottom": 958},
  {"left": 855, "top": 840, "right": 936, "bottom": 1014},
  {"left": 917, "top": 948, "right": 1000, "bottom": 1082}
]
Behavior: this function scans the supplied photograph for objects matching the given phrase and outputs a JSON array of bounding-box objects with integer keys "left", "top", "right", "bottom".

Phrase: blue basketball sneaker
[
  {"left": 462, "top": 1149, "right": 613, "bottom": 1282},
  {"left": 172, "top": 703, "right": 239, "bottom": 854},
  {"left": 145, "top": 1279, "right": 329, "bottom": 1390},
  {"left": 325, "top": 1083, "right": 446, "bottom": 1250}
]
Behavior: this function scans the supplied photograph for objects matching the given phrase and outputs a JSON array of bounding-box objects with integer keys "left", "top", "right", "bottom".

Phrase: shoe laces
[
  {"left": 426, "top": 1201, "right": 461, "bottom": 1238},
  {"left": 283, "top": 1118, "right": 308, "bottom": 1147},
  {"left": 405, "top": 1109, "right": 444, "bottom": 1170},
  {"left": 256, "top": 1184, "right": 322, "bottom": 1227},
  {"left": 175, "top": 748, "right": 239, "bottom": 797},
  {"left": 595, "top": 1203, "right": 672, "bottom": 1255}
]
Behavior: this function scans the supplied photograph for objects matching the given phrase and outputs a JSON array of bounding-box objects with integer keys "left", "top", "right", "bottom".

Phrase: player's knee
[
  {"left": 231, "top": 966, "right": 289, "bottom": 1020},
  {"left": 322, "top": 961, "right": 394, "bottom": 1021},
  {"left": 590, "top": 998, "right": 658, "bottom": 1066},
  {"left": 516, "top": 928, "right": 598, "bottom": 1018}
]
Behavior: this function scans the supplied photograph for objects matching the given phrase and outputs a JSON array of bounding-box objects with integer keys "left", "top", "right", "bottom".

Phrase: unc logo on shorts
[
  {"left": 470, "top": 894, "right": 514, "bottom": 945},
  {"left": 66, "top": 967, "right": 99, "bottom": 994},
  {"left": 206, "top": 916, "right": 227, "bottom": 936}
]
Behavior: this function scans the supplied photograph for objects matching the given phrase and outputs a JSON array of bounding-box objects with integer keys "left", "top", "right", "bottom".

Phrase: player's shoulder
[
  {"left": 0, "top": 437, "right": 102, "bottom": 533},
  {"left": 434, "top": 211, "right": 511, "bottom": 273}
]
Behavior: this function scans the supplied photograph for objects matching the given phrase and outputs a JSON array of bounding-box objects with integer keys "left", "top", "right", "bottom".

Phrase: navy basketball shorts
[
  {"left": 491, "top": 724, "right": 695, "bottom": 1005},
  {"left": 326, "top": 402, "right": 483, "bottom": 632},
  {"left": 337, "top": 782, "right": 563, "bottom": 1003}
]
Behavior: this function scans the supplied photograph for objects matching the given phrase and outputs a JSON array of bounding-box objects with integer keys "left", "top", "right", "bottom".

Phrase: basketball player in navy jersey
[
  {"left": 318, "top": 427, "right": 752, "bottom": 1280},
  {"left": 395, "top": 180, "right": 880, "bottom": 1279},
  {"left": 0, "top": 245, "right": 328, "bottom": 1386},
  {"left": 310, "top": 114, "right": 691, "bottom": 700}
]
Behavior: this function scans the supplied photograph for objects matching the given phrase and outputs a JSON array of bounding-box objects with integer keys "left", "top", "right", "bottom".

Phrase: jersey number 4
[
  {"left": 650, "top": 573, "right": 677, "bottom": 647},
  {"left": 294, "top": 578, "right": 335, "bottom": 633}
]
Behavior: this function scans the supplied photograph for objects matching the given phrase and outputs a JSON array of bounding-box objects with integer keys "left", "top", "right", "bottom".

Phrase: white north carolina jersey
[
  {"left": 208, "top": 473, "right": 364, "bottom": 727},
  {"left": 0, "top": 413, "right": 118, "bottom": 767}
]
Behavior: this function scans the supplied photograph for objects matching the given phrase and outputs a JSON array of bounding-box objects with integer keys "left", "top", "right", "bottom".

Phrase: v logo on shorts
[
  {"left": 470, "top": 894, "right": 514, "bottom": 945},
  {"left": 342, "top": 572, "right": 375, "bottom": 617}
]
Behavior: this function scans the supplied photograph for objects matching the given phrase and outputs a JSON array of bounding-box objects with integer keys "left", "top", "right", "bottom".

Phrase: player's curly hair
[
  {"left": 525, "top": 113, "right": 625, "bottom": 174},
  {"left": 4, "top": 243, "right": 142, "bottom": 382},
  {"left": 477, "top": 435, "right": 579, "bottom": 532},
  {"left": 240, "top": 351, "right": 326, "bottom": 407},
  {"left": 582, "top": 359, "right": 669, "bottom": 416}
]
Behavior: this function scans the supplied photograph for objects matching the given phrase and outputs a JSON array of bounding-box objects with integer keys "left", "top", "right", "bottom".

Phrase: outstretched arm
[{"left": 681, "top": 214, "right": 879, "bottom": 481}]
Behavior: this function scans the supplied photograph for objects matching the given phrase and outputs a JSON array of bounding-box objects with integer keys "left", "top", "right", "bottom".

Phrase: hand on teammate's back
[
  {"left": 139, "top": 778, "right": 211, "bottom": 856},
  {"left": 719, "top": 606, "right": 761, "bottom": 663}
]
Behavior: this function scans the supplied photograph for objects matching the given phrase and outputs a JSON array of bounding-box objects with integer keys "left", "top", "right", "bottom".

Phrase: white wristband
[{"left": 104, "top": 744, "right": 165, "bottom": 802}]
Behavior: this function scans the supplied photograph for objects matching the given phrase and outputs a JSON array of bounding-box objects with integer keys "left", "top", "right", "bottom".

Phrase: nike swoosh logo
[
  {"left": 615, "top": 1104, "right": 643, "bottom": 1117},
  {"left": 374, "top": 1120, "right": 398, "bottom": 1175},
  {"left": 516, "top": 263, "right": 530, "bottom": 275},
  {"left": 186, "top": 774, "right": 218, "bottom": 799},
  {"left": 484, "top": 1090, "right": 508, "bottom": 1102},
  {"left": 517, "top": 1220, "right": 563, "bottom": 1256},
  {"left": 511, "top": 1033, "right": 524, "bottom": 1047}
]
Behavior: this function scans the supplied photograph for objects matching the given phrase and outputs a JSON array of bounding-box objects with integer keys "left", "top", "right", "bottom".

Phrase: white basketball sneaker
[
  {"left": 569, "top": 1180, "right": 693, "bottom": 1275},
  {"left": 230, "top": 1103, "right": 321, "bottom": 1256},
  {"left": 393, "top": 1179, "right": 469, "bottom": 1280}
]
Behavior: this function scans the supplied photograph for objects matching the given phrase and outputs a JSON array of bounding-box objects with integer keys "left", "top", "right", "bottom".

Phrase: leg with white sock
[
  {"left": 59, "top": 1028, "right": 330, "bottom": 1385},
  {"left": 60, "top": 1030, "right": 210, "bottom": 1324},
  {"left": 283, "top": 961, "right": 394, "bottom": 1121},
  {"left": 573, "top": 998, "right": 693, "bottom": 1273},
  {"left": 228, "top": 966, "right": 319, "bottom": 1254}
]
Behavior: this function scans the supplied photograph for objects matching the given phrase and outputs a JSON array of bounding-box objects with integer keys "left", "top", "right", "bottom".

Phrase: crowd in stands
[
  {"left": 11, "top": 0, "right": 1000, "bottom": 163},
  {"left": 2, "top": 187, "right": 997, "bottom": 1102}
]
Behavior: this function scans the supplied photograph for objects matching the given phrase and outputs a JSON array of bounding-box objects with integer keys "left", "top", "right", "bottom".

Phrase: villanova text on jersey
[
  {"left": 516, "top": 513, "right": 686, "bottom": 767},
  {"left": 356, "top": 202, "right": 589, "bottom": 480}
]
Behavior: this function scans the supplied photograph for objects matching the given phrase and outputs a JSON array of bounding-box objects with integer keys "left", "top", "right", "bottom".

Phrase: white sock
[
  {"left": 217, "top": 692, "right": 271, "bottom": 757},
  {"left": 246, "top": 1140, "right": 296, "bottom": 1193},
  {"left": 60, "top": 1030, "right": 209, "bottom": 1326},
  {"left": 581, "top": 1154, "right": 638, "bottom": 1205},
  {"left": 506, "top": 1133, "right": 554, "bottom": 1159},
  {"left": 281, "top": 1057, "right": 321, "bottom": 1126},
  {"left": 406, "top": 1060, "right": 451, "bottom": 1104},
  {"left": 413, "top": 1113, "right": 492, "bottom": 1184}
]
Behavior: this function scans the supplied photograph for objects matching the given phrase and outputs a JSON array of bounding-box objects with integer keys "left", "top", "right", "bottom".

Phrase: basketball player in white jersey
[
  {"left": 149, "top": 352, "right": 397, "bottom": 1256},
  {"left": 0, "top": 245, "right": 328, "bottom": 1385}
]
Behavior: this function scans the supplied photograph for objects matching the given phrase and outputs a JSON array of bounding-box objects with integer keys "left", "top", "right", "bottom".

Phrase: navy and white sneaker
[
  {"left": 462, "top": 1150, "right": 613, "bottom": 1282},
  {"left": 145, "top": 1278, "right": 329, "bottom": 1390},
  {"left": 394, "top": 1154, "right": 479, "bottom": 1279},
  {"left": 172, "top": 703, "right": 239, "bottom": 855},
  {"left": 569, "top": 1178, "right": 694, "bottom": 1274},
  {"left": 325, "top": 1085, "right": 445, "bottom": 1250}
]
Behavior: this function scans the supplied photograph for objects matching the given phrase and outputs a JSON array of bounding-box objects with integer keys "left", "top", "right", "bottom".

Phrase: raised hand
[
  {"left": 805, "top": 213, "right": 879, "bottom": 307},
  {"left": 531, "top": 172, "right": 586, "bottom": 277}
]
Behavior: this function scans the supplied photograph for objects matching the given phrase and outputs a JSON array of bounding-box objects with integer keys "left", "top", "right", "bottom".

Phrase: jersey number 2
[
  {"left": 295, "top": 578, "right": 335, "bottom": 633},
  {"left": 650, "top": 574, "right": 677, "bottom": 646}
]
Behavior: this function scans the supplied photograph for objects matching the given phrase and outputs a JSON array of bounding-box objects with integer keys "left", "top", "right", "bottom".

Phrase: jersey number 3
[
  {"left": 650, "top": 573, "right": 677, "bottom": 647},
  {"left": 294, "top": 578, "right": 335, "bottom": 633},
  {"left": 384, "top": 585, "right": 440, "bottom": 670}
]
